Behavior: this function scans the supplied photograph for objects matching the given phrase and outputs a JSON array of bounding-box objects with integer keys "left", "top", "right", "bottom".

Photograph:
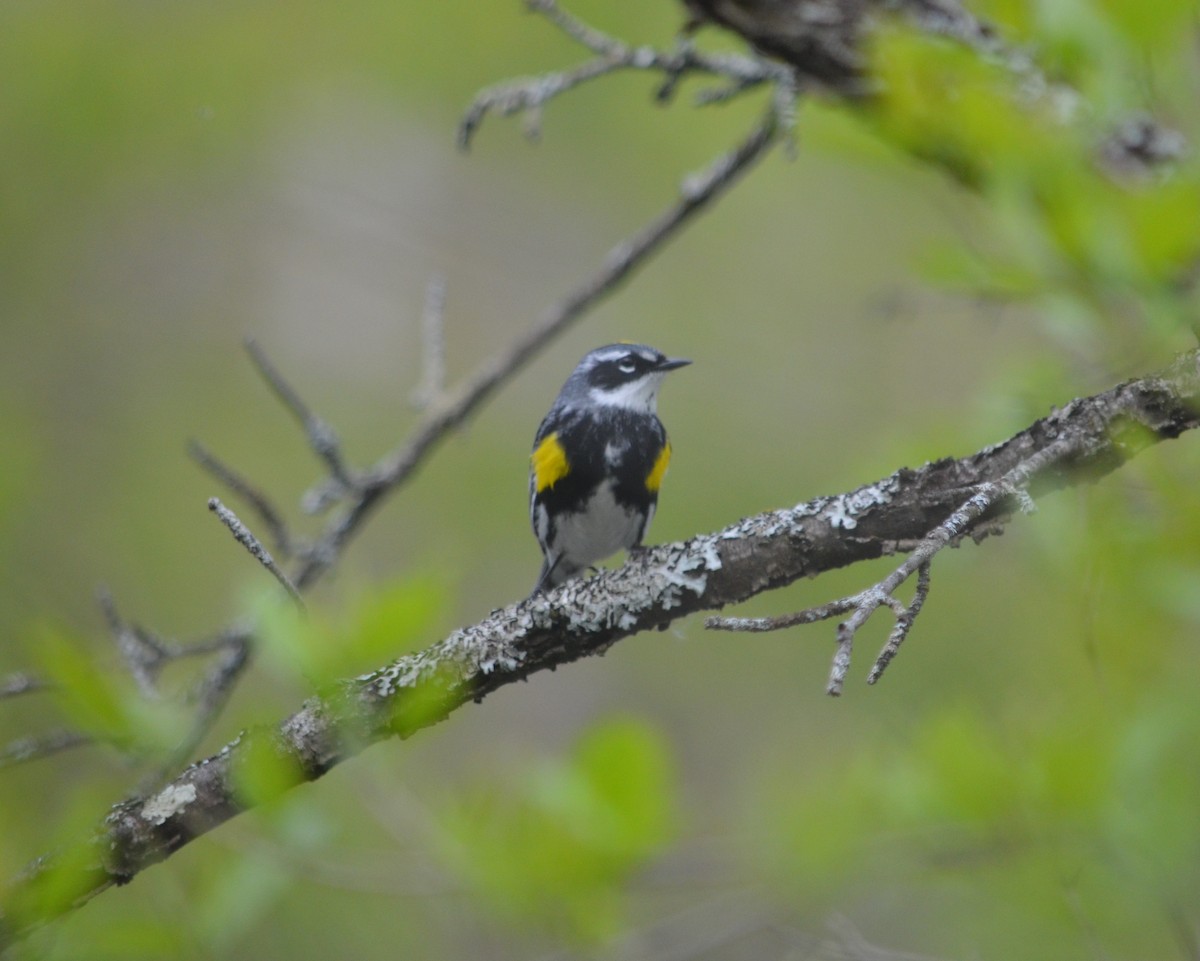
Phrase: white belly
[{"left": 555, "top": 482, "right": 644, "bottom": 570}]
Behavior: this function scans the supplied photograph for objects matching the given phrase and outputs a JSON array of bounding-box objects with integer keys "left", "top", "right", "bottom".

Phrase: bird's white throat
[{"left": 588, "top": 373, "right": 664, "bottom": 413}]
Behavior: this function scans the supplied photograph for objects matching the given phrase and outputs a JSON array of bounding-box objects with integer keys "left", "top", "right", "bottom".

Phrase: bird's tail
[
  {"left": 529, "top": 554, "right": 569, "bottom": 598},
  {"left": 529, "top": 557, "right": 553, "bottom": 598}
]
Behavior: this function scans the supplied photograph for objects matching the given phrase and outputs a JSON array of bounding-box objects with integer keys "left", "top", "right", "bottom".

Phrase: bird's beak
[{"left": 657, "top": 357, "right": 691, "bottom": 371}]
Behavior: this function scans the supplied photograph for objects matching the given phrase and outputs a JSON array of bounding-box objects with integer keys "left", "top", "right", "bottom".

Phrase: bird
[{"left": 529, "top": 343, "right": 691, "bottom": 593}]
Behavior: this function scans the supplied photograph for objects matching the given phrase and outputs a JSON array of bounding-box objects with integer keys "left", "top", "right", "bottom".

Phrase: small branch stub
[{"left": 207, "top": 497, "right": 305, "bottom": 611}]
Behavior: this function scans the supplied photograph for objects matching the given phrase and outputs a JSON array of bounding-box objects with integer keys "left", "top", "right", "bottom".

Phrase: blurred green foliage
[
  {"left": 439, "top": 717, "right": 676, "bottom": 944},
  {"left": 866, "top": 16, "right": 1200, "bottom": 355},
  {"left": 258, "top": 574, "right": 448, "bottom": 685},
  {"left": 33, "top": 622, "right": 190, "bottom": 755},
  {"left": 2, "top": 0, "right": 1199, "bottom": 959}
]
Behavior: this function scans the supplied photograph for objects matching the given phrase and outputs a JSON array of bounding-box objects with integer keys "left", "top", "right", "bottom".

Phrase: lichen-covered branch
[
  {"left": 708, "top": 431, "right": 1083, "bottom": 694},
  {"left": 4, "top": 348, "right": 1197, "bottom": 950}
]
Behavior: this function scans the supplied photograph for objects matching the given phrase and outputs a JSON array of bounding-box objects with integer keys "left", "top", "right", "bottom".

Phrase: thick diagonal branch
[{"left": 3, "top": 349, "right": 1197, "bottom": 949}]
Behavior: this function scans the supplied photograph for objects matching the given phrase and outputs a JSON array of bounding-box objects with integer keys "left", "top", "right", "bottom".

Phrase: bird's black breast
[{"left": 532, "top": 407, "right": 666, "bottom": 515}]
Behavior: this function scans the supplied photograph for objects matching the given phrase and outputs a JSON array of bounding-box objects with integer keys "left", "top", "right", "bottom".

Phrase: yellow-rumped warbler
[{"left": 529, "top": 344, "right": 690, "bottom": 593}]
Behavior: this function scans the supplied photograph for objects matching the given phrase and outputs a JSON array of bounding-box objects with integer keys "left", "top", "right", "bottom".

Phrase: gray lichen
[{"left": 139, "top": 783, "right": 197, "bottom": 826}]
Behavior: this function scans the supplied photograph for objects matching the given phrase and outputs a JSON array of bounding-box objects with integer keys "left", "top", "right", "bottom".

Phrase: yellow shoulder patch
[
  {"left": 645, "top": 440, "right": 671, "bottom": 493},
  {"left": 532, "top": 432, "right": 570, "bottom": 493}
]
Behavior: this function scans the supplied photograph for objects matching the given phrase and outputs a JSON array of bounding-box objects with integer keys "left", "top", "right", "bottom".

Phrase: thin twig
[
  {"left": 244, "top": 337, "right": 357, "bottom": 490},
  {"left": 458, "top": 0, "right": 789, "bottom": 149},
  {"left": 706, "top": 596, "right": 856, "bottom": 632},
  {"left": 868, "top": 560, "right": 931, "bottom": 684},
  {"left": 0, "top": 730, "right": 91, "bottom": 770},
  {"left": 207, "top": 498, "right": 305, "bottom": 611},
  {"left": 524, "top": 0, "right": 623, "bottom": 55},
  {"left": 97, "top": 587, "right": 171, "bottom": 699},
  {"left": 99, "top": 580, "right": 258, "bottom": 753},
  {"left": 95, "top": 587, "right": 257, "bottom": 778},
  {"left": 0, "top": 672, "right": 50, "bottom": 700},
  {"left": 187, "top": 440, "right": 294, "bottom": 557},
  {"left": 141, "top": 630, "right": 252, "bottom": 792}
]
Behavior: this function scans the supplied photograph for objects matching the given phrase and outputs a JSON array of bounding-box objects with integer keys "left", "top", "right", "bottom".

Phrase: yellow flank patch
[
  {"left": 645, "top": 441, "right": 671, "bottom": 493},
  {"left": 532, "top": 432, "right": 570, "bottom": 492}
]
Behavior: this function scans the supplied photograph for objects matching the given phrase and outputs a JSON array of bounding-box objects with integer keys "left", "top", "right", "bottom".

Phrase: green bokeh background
[{"left": 2, "top": 1, "right": 1199, "bottom": 958}]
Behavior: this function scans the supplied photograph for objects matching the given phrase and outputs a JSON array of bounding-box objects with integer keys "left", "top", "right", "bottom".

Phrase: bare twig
[
  {"left": 0, "top": 590, "right": 258, "bottom": 784},
  {"left": 458, "top": 0, "right": 790, "bottom": 149},
  {"left": 0, "top": 730, "right": 91, "bottom": 771},
  {"left": 868, "top": 560, "right": 931, "bottom": 684},
  {"left": 187, "top": 440, "right": 294, "bottom": 557},
  {"left": 0, "top": 673, "right": 50, "bottom": 700},
  {"left": 524, "top": 0, "right": 623, "bottom": 54},
  {"left": 140, "top": 629, "right": 252, "bottom": 792},
  {"left": 244, "top": 337, "right": 357, "bottom": 491},
  {"left": 207, "top": 498, "right": 305, "bottom": 611},
  {"left": 97, "top": 587, "right": 172, "bottom": 700},
  {"left": 105, "top": 594, "right": 254, "bottom": 788},
  {"left": 706, "top": 596, "right": 858, "bottom": 633}
]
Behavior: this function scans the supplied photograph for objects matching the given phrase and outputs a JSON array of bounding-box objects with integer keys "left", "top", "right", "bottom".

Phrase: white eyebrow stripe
[{"left": 590, "top": 347, "right": 634, "bottom": 364}]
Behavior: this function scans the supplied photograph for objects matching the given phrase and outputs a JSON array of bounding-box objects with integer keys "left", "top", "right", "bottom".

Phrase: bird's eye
[{"left": 618, "top": 359, "right": 638, "bottom": 374}]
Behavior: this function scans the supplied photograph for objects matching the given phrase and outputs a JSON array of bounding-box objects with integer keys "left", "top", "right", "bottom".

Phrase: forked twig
[
  {"left": 709, "top": 434, "right": 1079, "bottom": 693},
  {"left": 868, "top": 560, "right": 931, "bottom": 684},
  {"left": 139, "top": 630, "right": 252, "bottom": 791},
  {"left": 97, "top": 587, "right": 173, "bottom": 699},
  {"left": 459, "top": 0, "right": 792, "bottom": 148}
]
